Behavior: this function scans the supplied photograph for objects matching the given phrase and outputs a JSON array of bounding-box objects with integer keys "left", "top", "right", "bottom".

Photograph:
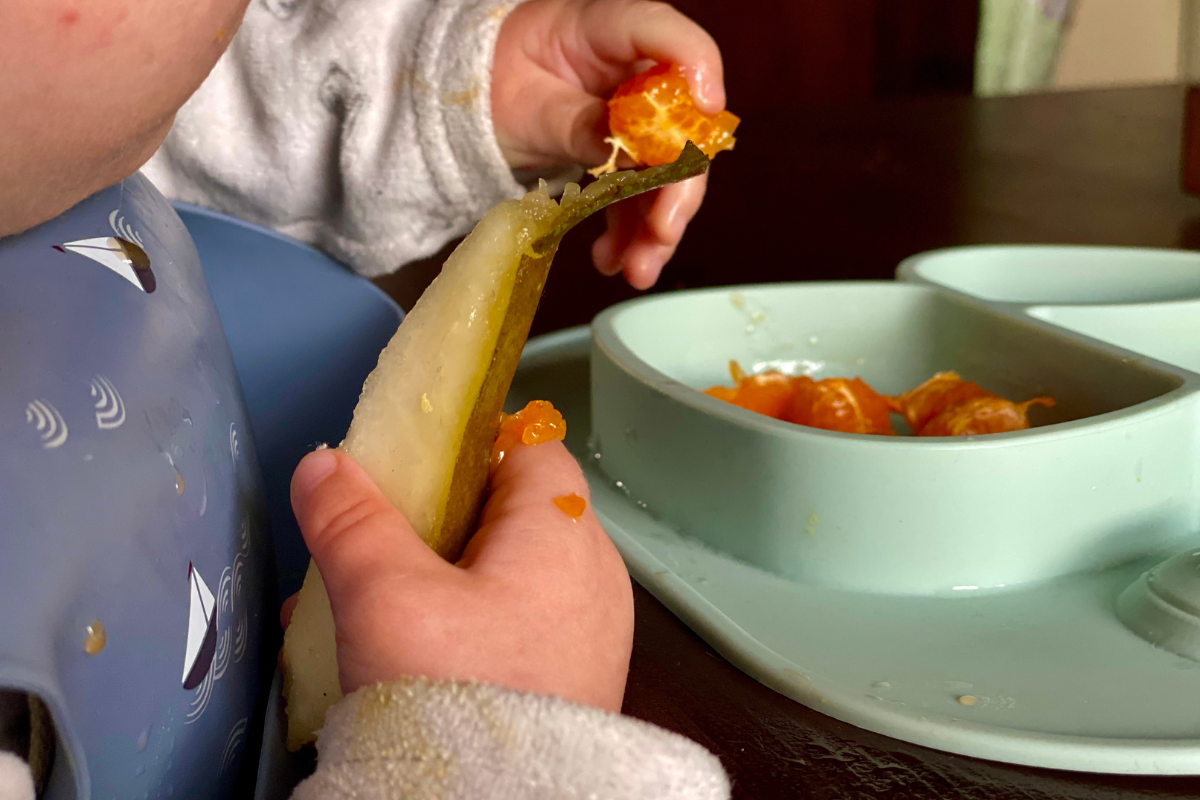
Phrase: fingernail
[
  {"left": 294, "top": 447, "right": 339, "bottom": 494},
  {"left": 689, "top": 66, "right": 721, "bottom": 112},
  {"left": 665, "top": 207, "right": 688, "bottom": 243}
]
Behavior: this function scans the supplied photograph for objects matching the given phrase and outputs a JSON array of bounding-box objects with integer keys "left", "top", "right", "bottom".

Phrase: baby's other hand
[
  {"left": 284, "top": 439, "right": 634, "bottom": 712},
  {"left": 491, "top": 0, "right": 725, "bottom": 290}
]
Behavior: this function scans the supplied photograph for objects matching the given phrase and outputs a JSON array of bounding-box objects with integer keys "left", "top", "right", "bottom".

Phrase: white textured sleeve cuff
[{"left": 291, "top": 679, "right": 731, "bottom": 800}]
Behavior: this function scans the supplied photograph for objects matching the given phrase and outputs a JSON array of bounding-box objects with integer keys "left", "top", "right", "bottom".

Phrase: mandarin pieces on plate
[
  {"left": 703, "top": 362, "right": 895, "bottom": 435},
  {"left": 703, "top": 364, "right": 1055, "bottom": 438},
  {"left": 784, "top": 376, "right": 896, "bottom": 436},
  {"left": 589, "top": 63, "right": 740, "bottom": 176},
  {"left": 918, "top": 395, "right": 1056, "bottom": 437},
  {"left": 280, "top": 146, "right": 710, "bottom": 750},
  {"left": 889, "top": 371, "right": 993, "bottom": 432}
]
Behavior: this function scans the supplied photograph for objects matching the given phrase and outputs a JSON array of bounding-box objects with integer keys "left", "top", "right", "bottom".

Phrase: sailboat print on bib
[
  {"left": 183, "top": 562, "right": 217, "bottom": 690},
  {"left": 53, "top": 210, "right": 156, "bottom": 292}
]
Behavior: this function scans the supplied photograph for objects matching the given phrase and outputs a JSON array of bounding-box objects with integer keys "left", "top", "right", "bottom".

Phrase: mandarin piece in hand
[
  {"left": 784, "top": 376, "right": 897, "bottom": 436},
  {"left": 918, "top": 395, "right": 1056, "bottom": 437},
  {"left": 491, "top": 400, "right": 568, "bottom": 470},
  {"left": 590, "top": 63, "right": 739, "bottom": 176},
  {"left": 889, "top": 371, "right": 992, "bottom": 432}
]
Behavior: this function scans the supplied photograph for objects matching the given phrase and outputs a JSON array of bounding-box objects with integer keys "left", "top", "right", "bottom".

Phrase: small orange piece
[
  {"left": 491, "top": 400, "right": 567, "bottom": 470},
  {"left": 889, "top": 371, "right": 993, "bottom": 433},
  {"left": 591, "top": 63, "right": 739, "bottom": 175},
  {"left": 784, "top": 376, "right": 896, "bottom": 435},
  {"left": 553, "top": 493, "right": 588, "bottom": 520},
  {"left": 919, "top": 395, "right": 1056, "bottom": 437},
  {"left": 703, "top": 360, "right": 793, "bottom": 418}
]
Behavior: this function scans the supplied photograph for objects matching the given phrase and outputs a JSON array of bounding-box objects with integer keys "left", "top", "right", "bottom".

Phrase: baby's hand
[
  {"left": 285, "top": 439, "right": 634, "bottom": 712},
  {"left": 491, "top": 0, "right": 725, "bottom": 290}
]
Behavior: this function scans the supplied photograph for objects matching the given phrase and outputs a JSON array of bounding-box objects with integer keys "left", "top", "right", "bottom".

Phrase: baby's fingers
[
  {"left": 462, "top": 440, "right": 617, "bottom": 577},
  {"left": 581, "top": 0, "right": 725, "bottom": 112},
  {"left": 291, "top": 449, "right": 445, "bottom": 602},
  {"left": 593, "top": 173, "right": 707, "bottom": 289}
]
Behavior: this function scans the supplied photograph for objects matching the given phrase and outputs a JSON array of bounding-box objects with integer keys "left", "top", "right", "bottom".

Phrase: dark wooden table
[{"left": 377, "top": 84, "right": 1200, "bottom": 799}]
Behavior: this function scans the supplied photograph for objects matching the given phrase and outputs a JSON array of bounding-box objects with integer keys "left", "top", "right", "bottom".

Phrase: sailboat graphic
[
  {"left": 53, "top": 236, "right": 156, "bottom": 293},
  {"left": 183, "top": 563, "right": 218, "bottom": 690}
]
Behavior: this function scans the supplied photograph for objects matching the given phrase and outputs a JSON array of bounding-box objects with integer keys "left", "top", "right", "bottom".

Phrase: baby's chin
[{"left": 0, "top": 115, "right": 174, "bottom": 238}]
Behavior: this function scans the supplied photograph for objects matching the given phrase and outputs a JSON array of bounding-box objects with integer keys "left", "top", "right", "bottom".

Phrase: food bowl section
[{"left": 590, "top": 281, "right": 1200, "bottom": 596}]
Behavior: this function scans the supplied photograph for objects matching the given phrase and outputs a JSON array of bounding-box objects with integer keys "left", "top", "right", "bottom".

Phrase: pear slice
[{"left": 281, "top": 143, "right": 710, "bottom": 749}]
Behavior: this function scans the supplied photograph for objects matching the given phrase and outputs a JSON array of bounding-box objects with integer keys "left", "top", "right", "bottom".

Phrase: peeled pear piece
[{"left": 281, "top": 144, "right": 710, "bottom": 749}]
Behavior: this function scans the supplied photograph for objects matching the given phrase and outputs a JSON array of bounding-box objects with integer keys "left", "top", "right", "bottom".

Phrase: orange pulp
[
  {"left": 590, "top": 63, "right": 740, "bottom": 176},
  {"left": 918, "top": 396, "right": 1056, "bottom": 437},
  {"left": 704, "top": 363, "right": 1055, "bottom": 437},
  {"left": 889, "top": 371, "right": 993, "bottom": 433},
  {"left": 491, "top": 400, "right": 567, "bottom": 470},
  {"left": 785, "top": 376, "right": 896, "bottom": 435},
  {"left": 553, "top": 493, "right": 588, "bottom": 519}
]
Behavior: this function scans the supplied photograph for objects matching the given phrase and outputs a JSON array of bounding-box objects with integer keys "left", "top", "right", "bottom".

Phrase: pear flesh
[{"left": 281, "top": 145, "right": 711, "bottom": 749}]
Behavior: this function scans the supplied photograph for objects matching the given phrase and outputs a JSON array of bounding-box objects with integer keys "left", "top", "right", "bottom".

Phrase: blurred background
[
  {"left": 375, "top": 0, "right": 1200, "bottom": 331},
  {"left": 664, "top": 0, "right": 1199, "bottom": 107}
]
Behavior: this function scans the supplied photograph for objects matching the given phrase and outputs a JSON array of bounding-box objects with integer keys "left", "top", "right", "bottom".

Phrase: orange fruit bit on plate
[
  {"left": 703, "top": 361, "right": 794, "bottom": 419},
  {"left": 919, "top": 395, "right": 1056, "bottom": 437},
  {"left": 553, "top": 493, "right": 588, "bottom": 520},
  {"left": 889, "top": 371, "right": 994, "bottom": 433},
  {"left": 590, "top": 63, "right": 740, "bottom": 176},
  {"left": 784, "top": 376, "right": 896, "bottom": 435},
  {"left": 491, "top": 400, "right": 567, "bottom": 470}
]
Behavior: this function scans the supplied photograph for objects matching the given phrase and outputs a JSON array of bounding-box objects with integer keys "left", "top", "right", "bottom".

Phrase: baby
[{"left": 1, "top": 1, "right": 730, "bottom": 797}]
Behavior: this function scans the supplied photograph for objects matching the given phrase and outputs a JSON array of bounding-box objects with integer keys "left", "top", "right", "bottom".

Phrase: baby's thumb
[{"left": 290, "top": 448, "right": 441, "bottom": 601}]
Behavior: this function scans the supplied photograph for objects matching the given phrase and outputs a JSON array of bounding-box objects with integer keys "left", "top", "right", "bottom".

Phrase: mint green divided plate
[{"left": 507, "top": 245, "right": 1200, "bottom": 775}]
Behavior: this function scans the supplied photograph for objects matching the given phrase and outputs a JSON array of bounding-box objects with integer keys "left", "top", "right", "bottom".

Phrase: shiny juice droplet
[
  {"left": 84, "top": 621, "right": 107, "bottom": 655},
  {"left": 553, "top": 493, "right": 587, "bottom": 520},
  {"left": 175, "top": 472, "right": 186, "bottom": 495},
  {"left": 957, "top": 694, "right": 978, "bottom": 706}
]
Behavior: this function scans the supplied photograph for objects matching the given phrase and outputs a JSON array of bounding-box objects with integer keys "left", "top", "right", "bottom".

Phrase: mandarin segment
[
  {"left": 784, "top": 376, "right": 896, "bottom": 435},
  {"left": 890, "top": 371, "right": 992, "bottom": 432},
  {"left": 918, "top": 396, "right": 1056, "bottom": 437},
  {"left": 591, "top": 63, "right": 739, "bottom": 176},
  {"left": 703, "top": 364, "right": 794, "bottom": 418}
]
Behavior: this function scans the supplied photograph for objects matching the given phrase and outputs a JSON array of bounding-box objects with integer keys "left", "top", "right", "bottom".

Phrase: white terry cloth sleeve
[
  {"left": 290, "top": 679, "right": 731, "bottom": 800},
  {"left": 143, "top": 0, "right": 532, "bottom": 278}
]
